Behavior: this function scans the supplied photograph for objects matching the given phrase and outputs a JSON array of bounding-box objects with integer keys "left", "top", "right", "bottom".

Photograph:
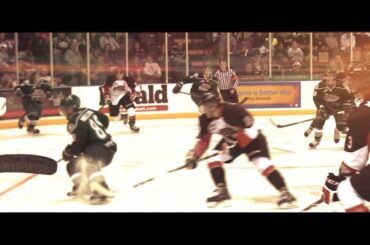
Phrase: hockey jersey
[
  {"left": 197, "top": 103, "right": 258, "bottom": 150},
  {"left": 342, "top": 100, "right": 370, "bottom": 170},
  {"left": 15, "top": 80, "right": 52, "bottom": 103},
  {"left": 182, "top": 73, "right": 220, "bottom": 96},
  {"left": 313, "top": 79, "right": 352, "bottom": 112},
  {"left": 67, "top": 108, "right": 112, "bottom": 155}
]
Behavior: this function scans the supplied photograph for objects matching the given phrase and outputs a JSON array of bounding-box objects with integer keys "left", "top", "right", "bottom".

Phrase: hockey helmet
[
  {"left": 59, "top": 94, "right": 80, "bottom": 117},
  {"left": 198, "top": 93, "right": 221, "bottom": 116}
]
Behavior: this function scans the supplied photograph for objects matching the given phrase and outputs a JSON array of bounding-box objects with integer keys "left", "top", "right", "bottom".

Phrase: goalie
[{"left": 101, "top": 69, "right": 140, "bottom": 132}]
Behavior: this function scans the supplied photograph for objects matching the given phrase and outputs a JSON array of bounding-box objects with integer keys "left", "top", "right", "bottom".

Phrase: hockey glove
[
  {"left": 172, "top": 82, "right": 183, "bottom": 94},
  {"left": 15, "top": 88, "right": 23, "bottom": 97},
  {"left": 185, "top": 150, "right": 199, "bottom": 169},
  {"left": 322, "top": 172, "right": 345, "bottom": 204},
  {"left": 317, "top": 105, "right": 330, "bottom": 120},
  {"left": 62, "top": 145, "right": 75, "bottom": 161},
  {"left": 130, "top": 91, "right": 141, "bottom": 101},
  {"left": 104, "top": 95, "right": 111, "bottom": 104}
]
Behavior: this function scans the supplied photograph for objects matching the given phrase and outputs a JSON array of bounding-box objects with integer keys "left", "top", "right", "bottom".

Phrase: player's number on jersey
[{"left": 89, "top": 114, "right": 107, "bottom": 139}]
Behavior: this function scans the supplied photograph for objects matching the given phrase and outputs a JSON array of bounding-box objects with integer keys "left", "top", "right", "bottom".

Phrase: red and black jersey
[
  {"left": 345, "top": 101, "right": 370, "bottom": 152},
  {"left": 195, "top": 103, "right": 257, "bottom": 156},
  {"left": 102, "top": 75, "right": 137, "bottom": 96}
]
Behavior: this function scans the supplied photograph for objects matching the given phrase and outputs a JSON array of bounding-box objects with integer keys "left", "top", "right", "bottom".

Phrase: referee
[{"left": 214, "top": 60, "right": 239, "bottom": 103}]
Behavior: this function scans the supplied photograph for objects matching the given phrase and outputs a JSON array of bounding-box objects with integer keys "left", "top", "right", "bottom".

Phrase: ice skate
[
  {"left": 67, "top": 184, "right": 81, "bottom": 198},
  {"left": 27, "top": 125, "right": 40, "bottom": 134},
  {"left": 89, "top": 191, "right": 111, "bottom": 205},
  {"left": 90, "top": 180, "right": 114, "bottom": 198},
  {"left": 88, "top": 181, "right": 114, "bottom": 205},
  {"left": 277, "top": 188, "right": 297, "bottom": 209},
  {"left": 67, "top": 183, "right": 91, "bottom": 199},
  {"left": 18, "top": 115, "right": 26, "bottom": 129},
  {"left": 334, "top": 128, "right": 340, "bottom": 143},
  {"left": 304, "top": 126, "right": 314, "bottom": 137},
  {"left": 309, "top": 135, "right": 322, "bottom": 149},
  {"left": 206, "top": 184, "right": 231, "bottom": 208},
  {"left": 122, "top": 114, "right": 128, "bottom": 125},
  {"left": 129, "top": 122, "right": 140, "bottom": 132}
]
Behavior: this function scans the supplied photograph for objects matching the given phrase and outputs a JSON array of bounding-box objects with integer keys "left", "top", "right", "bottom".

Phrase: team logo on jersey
[
  {"left": 323, "top": 93, "right": 340, "bottom": 102},
  {"left": 199, "top": 82, "right": 212, "bottom": 92}
]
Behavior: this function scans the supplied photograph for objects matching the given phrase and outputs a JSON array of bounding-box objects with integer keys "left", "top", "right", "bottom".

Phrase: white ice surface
[{"left": 0, "top": 115, "right": 365, "bottom": 212}]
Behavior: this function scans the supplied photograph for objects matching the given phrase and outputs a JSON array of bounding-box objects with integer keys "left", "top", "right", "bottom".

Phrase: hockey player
[
  {"left": 15, "top": 73, "right": 52, "bottom": 134},
  {"left": 101, "top": 69, "right": 140, "bottom": 132},
  {"left": 59, "top": 94, "right": 117, "bottom": 203},
  {"left": 0, "top": 97, "right": 6, "bottom": 116},
  {"left": 321, "top": 69, "right": 370, "bottom": 212},
  {"left": 304, "top": 69, "right": 353, "bottom": 148},
  {"left": 173, "top": 65, "right": 223, "bottom": 107},
  {"left": 185, "top": 93, "right": 297, "bottom": 208}
]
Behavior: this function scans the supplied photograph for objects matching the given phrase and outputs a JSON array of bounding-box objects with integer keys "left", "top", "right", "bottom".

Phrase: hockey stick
[
  {"left": 133, "top": 152, "right": 219, "bottom": 188},
  {"left": 0, "top": 158, "right": 62, "bottom": 197},
  {"left": 269, "top": 118, "right": 314, "bottom": 128},
  {"left": 300, "top": 196, "right": 324, "bottom": 212}
]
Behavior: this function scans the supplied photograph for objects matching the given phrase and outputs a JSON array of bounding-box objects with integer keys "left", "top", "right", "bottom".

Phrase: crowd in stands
[{"left": 1, "top": 32, "right": 370, "bottom": 89}]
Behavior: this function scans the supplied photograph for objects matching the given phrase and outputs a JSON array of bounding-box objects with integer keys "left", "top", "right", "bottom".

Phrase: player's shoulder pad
[
  {"left": 314, "top": 82, "right": 322, "bottom": 89},
  {"left": 335, "top": 79, "right": 345, "bottom": 87},
  {"left": 67, "top": 123, "right": 75, "bottom": 134},
  {"left": 224, "top": 103, "right": 247, "bottom": 115}
]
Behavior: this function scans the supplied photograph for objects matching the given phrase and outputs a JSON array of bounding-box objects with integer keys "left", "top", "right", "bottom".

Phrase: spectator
[
  {"left": 99, "top": 33, "right": 120, "bottom": 52},
  {"left": 53, "top": 33, "right": 71, "bottom": 64},
  {"left": 142, "top": 54, "right": 161, "bottom": 83},
  {"left": 340, "top": 33, "right": 355, "bottom": 52},
  {"left": 129, "top": 55, "right": 143, "bottom": 84},
  {"left": 287, "top": 41, "right": 304, "bottom": 62},
  {"left": 0, "top": 44, "right": 10, "bottom": 68},
  {"left": 131, "top": 41, "right": 146, "bottom": 61}
]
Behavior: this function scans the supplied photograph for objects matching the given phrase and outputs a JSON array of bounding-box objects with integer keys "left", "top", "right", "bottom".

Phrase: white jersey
[
  {"left": 0, "top": 97, "right": 7, "bottom": 116},
  {"left": 109, "top": 80, "right": 130, "bottom": 105}
]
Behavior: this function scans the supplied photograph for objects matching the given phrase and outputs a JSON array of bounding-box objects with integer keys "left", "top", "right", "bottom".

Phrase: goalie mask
[
  {"left": 59, "top": 94, "right": 81, "bottom": 119},
  {"left": 199, "top": 93, "right": 221, "bottom": 117}
]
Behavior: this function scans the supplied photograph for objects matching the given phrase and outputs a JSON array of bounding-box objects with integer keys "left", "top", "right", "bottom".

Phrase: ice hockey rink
[{"left": 0, "top": 115, "right": 362, "bottom": 212}]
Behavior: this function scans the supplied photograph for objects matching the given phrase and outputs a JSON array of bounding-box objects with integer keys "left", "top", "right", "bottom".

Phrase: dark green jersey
[
  {"left": 15, "top": 81, "right": 52, "bottom": 102},
  {"left": 184, "top": 74, "right": 219, "bottom": 95},
  {"left": 67, "top": 108, "right": 111, "bottom": 155}
]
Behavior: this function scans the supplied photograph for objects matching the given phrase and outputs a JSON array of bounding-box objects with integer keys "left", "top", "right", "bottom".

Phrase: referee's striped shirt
[{"left": 214, "top": 69, "right": 238, "bottom": 90}]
